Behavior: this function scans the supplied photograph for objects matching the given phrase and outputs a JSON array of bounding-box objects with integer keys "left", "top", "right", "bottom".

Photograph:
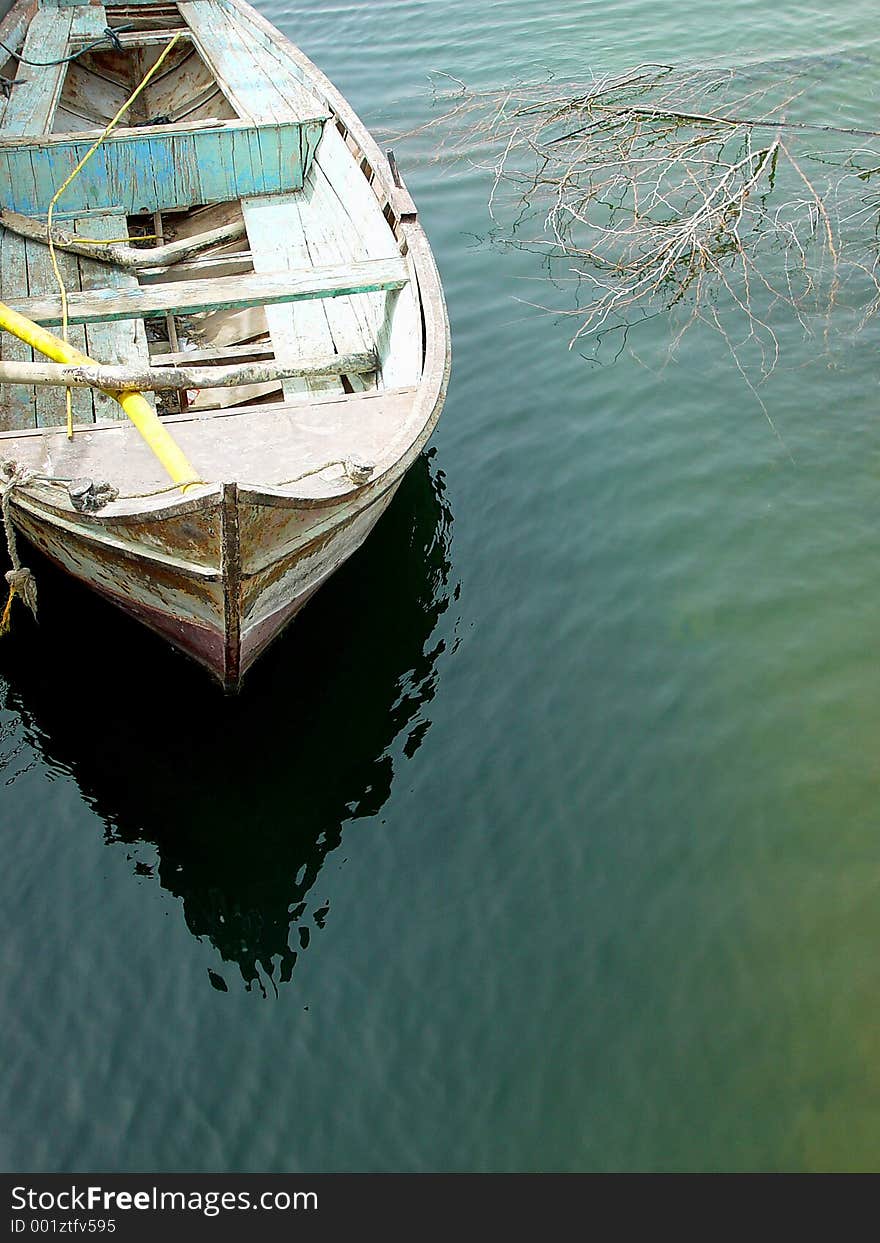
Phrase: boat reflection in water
[{"left": 1, "top": 451, "right": 457, "bottom": 994}]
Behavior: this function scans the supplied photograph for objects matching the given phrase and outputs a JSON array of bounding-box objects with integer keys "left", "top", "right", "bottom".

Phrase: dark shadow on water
[{"left": 0, "top": 451, "right": 457, "bottom": 994}]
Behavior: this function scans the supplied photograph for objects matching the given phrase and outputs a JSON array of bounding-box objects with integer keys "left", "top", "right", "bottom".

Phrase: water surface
[{"left": 2, "top": 0, "right": 880, "bottom": 1172}]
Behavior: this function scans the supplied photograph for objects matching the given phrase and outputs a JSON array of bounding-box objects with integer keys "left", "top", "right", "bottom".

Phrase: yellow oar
[{"left": 0, "top": 299, "right": 201, "bottom": 492}]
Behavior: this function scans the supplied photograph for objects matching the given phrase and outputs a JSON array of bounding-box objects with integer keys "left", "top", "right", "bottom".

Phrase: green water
[{"left": 2, "top": 0, "right": 880, "bottom": 1172}]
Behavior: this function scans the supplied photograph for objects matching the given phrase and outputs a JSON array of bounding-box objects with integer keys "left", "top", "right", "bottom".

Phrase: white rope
[{"left": 0, "top": 461, "right": 37, "bottom": 630}]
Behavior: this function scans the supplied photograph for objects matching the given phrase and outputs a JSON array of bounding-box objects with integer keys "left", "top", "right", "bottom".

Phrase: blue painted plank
[
  {"left": 45, "top": 0, "right": 174, "bottom": 5},
  {"left": 0, "top": 5, "right": 36, "bottom": 130},
  {"left": 0, "top": 121, "right": 319, "bottom": 215}
]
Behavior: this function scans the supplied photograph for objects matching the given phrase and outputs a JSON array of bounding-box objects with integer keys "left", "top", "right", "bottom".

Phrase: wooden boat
[{"left": 0, "top": 0, "right": 449, "bottom": 689}]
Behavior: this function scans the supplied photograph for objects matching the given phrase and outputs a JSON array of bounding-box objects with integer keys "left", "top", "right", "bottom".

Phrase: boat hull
[{"left": 10, "top": 481, "right": 400, "bottom": 689}]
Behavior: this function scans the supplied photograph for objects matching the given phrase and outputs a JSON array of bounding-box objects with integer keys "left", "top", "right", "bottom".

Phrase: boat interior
[{"left": 0, "top": 0, "right": 423, "bottom": 498}]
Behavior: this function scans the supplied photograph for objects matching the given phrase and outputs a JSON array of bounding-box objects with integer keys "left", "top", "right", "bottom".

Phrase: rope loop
[{"left": 0, "top": 461, "right": 37, "bottom": 635}]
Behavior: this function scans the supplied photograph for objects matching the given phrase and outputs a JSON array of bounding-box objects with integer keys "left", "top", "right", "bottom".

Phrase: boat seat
[{"left": 6, "top": 257, "right": 410, "bottom": 327}]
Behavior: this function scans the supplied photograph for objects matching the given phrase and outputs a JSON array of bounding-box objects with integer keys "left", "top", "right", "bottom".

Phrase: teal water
[{"left": 3, "top": 0, "right": 880, "bottom": 1172}]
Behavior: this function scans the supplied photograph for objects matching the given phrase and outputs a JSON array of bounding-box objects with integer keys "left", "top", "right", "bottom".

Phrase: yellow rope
[
  {"left": 71, "top": 234, "right": 160, "bottom": 245},
  {"left": 0, "top": 588, "right": 15, "bottom": 636},
  {"left": 47, "top": 33, "right": 182, "bottom": 438},
  {"left": 0, "top": 466, "right": 37, "bottom": 637},
  {"left": 0, "top": 571, "right": 33, "bottom": 636}
]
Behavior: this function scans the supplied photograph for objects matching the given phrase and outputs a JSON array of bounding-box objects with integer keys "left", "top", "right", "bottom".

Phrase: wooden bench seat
[{"left": 6, "top": 256, "right": 410, "bottom": 327}]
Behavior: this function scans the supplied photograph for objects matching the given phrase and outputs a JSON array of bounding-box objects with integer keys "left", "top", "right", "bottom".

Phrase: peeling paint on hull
[
  {"left": 239, "top": 485, "right": 398, "bottom": 676},
  {"left": 9, "top": 481, "right": 401, "bottom": 689}
]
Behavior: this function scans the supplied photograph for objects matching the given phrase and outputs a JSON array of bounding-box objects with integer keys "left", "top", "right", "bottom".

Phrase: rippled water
[{"left": 2, "top": 0, "right": 880, "bottom": 1172}]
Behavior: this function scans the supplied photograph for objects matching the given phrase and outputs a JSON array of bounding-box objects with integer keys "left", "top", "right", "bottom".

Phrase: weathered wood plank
[
  {"left": 52, "top": 243, "right": 94, "bottom": 424},
  {"left": 0, "top": 1, "right": 34, "bottom": 55},
  {"left": 179, "top": 1, "right": 265, "bottom": 124},
  {"left": 193, "top": 305, "right": 268, "bottom": 349},
  {"left": 22, "top": 233, "right": 87, "bottom": 427},
  {"left": 69, "top": 5, "right": 108, "bottom": 39},
  {"left": 292, "top": 172, "right": 377, "bottom": 393},
  {"left": 147, "top": 51, "right": 219, "bottom": 126},
  {"left": 0, "top": 115, "right": 252, "bottom": 149},
  {"left": 0, "top": 120, "right": 326, "bottom": 215},
  {"left": 314, "top": 126, "right": 400, "bottom": 261},
  {"left": 28, "top": 233, "right": 94, "bottom": 426},
  {"left": 179, "top": 0, "right": 321, "bottom": 123},
  {"left": 0, "top": 1, "right": 36, "bottom": 129},
  {"left": 75, "top": 212, "right": 154, "bottom": 420},
  {"left": 0, "top": 226, "right": 36, "bottom": 429},
  {"left": 243, "top": 193, "right": 344, "bottom": 401},
  {"left": 150, "top": 340, "right": 274, "bottom": 366},
  {"left": 58, "top": 61, "right": 133, "bottom": 128},
  {"left": 166, "top": 199, "right": 244, "bottom": 238},
  {"left": 138, "top": 248, "right": 252, "bottom": 284},
  {"left": 9, "top": 256, "right": 410, "bottom": 325},
  {"left": 187, "top": 379, "right": 280, "bottom": 411},
  {"left": 69, "top": 28, "right": 191, "bottom": 48},
  {"left": 313, "top": 126, "right": 421, "bottom": 387},
  {"left": 3, "top": 7, "right": 73, "bottom": 136},
  {"left": 54, "top": 104, "right": 100, "bottom": 131},
  {"left": 0, "top": 384, "right": 419, "bottom": 502},
  {"left": 217, "top": 0, "right": 321, "bottom": 105}
]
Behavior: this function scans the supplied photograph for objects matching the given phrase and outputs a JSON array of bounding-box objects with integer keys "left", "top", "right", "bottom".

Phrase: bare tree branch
[{"left": 397, "top": 61, "right": 880, "bottom": 383}]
